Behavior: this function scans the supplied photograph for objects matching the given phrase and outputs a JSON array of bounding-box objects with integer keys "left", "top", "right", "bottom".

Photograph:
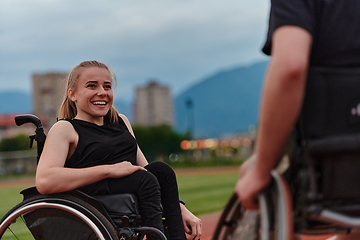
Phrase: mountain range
[
  {"left": 0, "top": 91, "right": 32, "bottom": 114},
  {"left": 0, "top": 60, "right": 269, "bottom": 138},
  {"left": 175, "top": 60, "right": 268, "bottom": 138}
]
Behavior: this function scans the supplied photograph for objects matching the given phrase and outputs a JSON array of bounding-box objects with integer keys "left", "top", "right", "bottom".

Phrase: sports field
[
  {"left": 0, "top": 167, "right": 341, "bottom": 240},
  {"left": 0, "top": 167, "right": 239, "bottom": 221}
]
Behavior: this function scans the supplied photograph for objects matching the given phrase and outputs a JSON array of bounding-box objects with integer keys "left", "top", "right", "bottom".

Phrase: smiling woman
[
  {"left": 58, "top": 60, "right": 119, "bottom": 125},
  {"left": 35, "top": 60, "right": 202, "bottom": 240},
  {"left": 67, "top": 67, "right": 114, "bottom": 125}
]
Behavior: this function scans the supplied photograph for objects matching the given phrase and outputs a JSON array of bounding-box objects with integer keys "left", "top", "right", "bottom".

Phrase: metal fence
[{"left": 0, "top": 150, "right": 37, "bottom": 175}]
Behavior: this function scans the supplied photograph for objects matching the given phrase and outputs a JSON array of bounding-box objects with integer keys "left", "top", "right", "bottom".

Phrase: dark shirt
[
  {"left": 262, "top": 0, "right": 360, "bottom": 68},
  {"left": 64, "top": 117, "right": 137, "bottom": 169},
  {"left": 60, "top": 117, "right": 138, "bottom": 195}
]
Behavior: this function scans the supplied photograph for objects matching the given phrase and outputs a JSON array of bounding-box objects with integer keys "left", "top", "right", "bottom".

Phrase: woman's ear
[{"left": 68, "top": 89, "right": 76, "bottom": 102}]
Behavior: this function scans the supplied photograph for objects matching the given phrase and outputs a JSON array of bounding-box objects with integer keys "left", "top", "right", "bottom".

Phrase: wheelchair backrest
[
  {"left": 296, "top": 67, "right": 360, "bottom": 202},
  {"left": 300, "top": 67, "right": 360, "bottom": 139}
]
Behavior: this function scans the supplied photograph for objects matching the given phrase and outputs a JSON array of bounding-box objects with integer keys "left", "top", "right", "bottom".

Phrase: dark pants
[{"left": 106, "top": 161, "right": 186, "bottom": 240}]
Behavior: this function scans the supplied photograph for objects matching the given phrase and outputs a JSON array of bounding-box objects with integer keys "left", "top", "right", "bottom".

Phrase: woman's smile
[{"left": 92, "top": 101, "right": 108, "bottom": 106}]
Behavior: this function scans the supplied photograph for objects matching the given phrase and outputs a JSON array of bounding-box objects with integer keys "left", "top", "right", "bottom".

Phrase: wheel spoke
[{"left": 7, "top": 226, "right": 20, "bottom": 240}]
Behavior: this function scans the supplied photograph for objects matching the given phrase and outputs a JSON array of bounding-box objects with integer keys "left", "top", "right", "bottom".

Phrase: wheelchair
[
  {"left": 0, "top": 114, "right": 167, "bottom": 240},
  {"left": 213, "top": 67, "right": 360, "bottom": 240}
]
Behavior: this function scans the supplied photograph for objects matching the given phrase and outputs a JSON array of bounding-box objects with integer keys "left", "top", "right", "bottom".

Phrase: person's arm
[
  {"left": 235, "top": 26, "right": 312, "bottom": 209},
  {"left": 180, "top": 204, "right": 202, "bottom": 240},
  {"left": 36, "top": 120, "right": 145, "bottom": 194},
  {"left": 118, "top": 114, "right": 149, "bottom": 167}
]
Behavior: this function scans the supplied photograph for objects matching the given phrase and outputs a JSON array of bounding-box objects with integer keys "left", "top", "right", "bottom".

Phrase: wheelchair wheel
[
  {"left": 213, "top": 193, "right": 263, "bottom": 240},
  {"left": 0, "top": 193, "right": 118, "bottom": 240},
  {"left": 212, "top": 193, "right": 273, "bottom": 240},
  {"left": 213, "top": 171, "right": 293, "bottom": 240},
  {"left": 212, "top": 193, "right": 244, "bottom": 240}
]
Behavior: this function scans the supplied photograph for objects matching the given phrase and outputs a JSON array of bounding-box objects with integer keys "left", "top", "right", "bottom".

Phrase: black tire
[{"left": 0, "top": 193, "right": 119, "bottom": 240}]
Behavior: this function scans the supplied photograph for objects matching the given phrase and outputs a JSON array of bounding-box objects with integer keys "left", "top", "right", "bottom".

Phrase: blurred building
[
  {"left": 132, "top": 81, "right": 175, "bottom": 127},
  {"left": 32, "top": 72, "right": 68, "bottom": 128},
  {"left": 0, "top": 114, "right": 35, "bottom": 141}
]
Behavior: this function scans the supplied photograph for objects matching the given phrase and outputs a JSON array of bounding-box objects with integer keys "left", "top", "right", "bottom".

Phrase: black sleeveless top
[
  {"left": 61, "top": 117, "right": 138, "bottom": 195},
  {"left": 64, "top": 117, "right": 137, "bottom": 168}
]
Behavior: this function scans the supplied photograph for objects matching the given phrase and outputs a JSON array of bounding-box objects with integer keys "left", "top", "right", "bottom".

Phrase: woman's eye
[
  {"left": 87, "top": 84, "right": 96, "bottom": 88},
  {"left": 105, "top": 85, "right": 112, "bottom": 89}
]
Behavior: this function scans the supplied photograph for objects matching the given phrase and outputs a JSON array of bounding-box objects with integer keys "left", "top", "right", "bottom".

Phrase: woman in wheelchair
[{"left": 35, "top": 60, "right": 201, "bottom": 240}]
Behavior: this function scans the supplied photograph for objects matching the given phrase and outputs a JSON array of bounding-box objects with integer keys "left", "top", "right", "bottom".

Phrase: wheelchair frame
[
  {"left": 213, "top": 167, "right": 360, "bottom": 240},
  {"left": 0, "top": 114, "right": 167, "bottom": 240}
]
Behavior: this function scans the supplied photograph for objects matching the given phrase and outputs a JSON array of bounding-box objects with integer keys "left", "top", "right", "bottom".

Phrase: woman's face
[{"left": 69, "top": 67, "right": 113, "bottom": 124}]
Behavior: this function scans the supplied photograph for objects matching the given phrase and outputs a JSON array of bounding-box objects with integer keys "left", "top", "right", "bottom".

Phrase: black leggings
[{"left": 106, "top": 161, "right": 186, "bottom": 240}]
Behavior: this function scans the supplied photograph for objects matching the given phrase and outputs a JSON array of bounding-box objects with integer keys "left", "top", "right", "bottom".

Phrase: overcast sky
[{"left": 0, "top": 0, "right": 270, "bottom": 103}]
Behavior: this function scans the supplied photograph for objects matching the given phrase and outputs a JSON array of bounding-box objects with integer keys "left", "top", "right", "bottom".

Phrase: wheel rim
[{"left": 0, "top": 202, "right": 108, "bottom": 240}]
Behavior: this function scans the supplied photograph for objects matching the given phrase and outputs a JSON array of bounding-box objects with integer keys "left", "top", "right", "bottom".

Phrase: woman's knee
[
  {"left": 146, "top": 162, "right": 178, "bottom": 191},
  {"left": 137, "top": 170, "right": 161, "bottom": 190},
  {"left": 146, "top": 161, "right": 176, "bottom": 178},
  {"left": 108, "top": 170, "right": 160, "bottom": 195}
]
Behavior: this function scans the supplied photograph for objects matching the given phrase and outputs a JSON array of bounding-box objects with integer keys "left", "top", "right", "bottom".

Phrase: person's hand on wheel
[{"left": 235, "top": 166, "right": 271, "bottom": 210}]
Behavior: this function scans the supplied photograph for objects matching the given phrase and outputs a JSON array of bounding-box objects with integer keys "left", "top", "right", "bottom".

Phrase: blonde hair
[{"left": 58, "top": 60, "right": 119, "bottom": 123}]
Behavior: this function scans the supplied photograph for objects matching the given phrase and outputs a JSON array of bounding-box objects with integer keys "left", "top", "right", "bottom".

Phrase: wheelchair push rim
[
  {"left": 212, "top": 170, "right": 293, "bottom": 240},
  {"left": 0, "top": 194, "right": 119, "bottom": 240}
]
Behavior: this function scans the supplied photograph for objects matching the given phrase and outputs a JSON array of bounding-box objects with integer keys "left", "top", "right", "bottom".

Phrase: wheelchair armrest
[{"left": 308, "top": 133, "right": 360, "bottom": 156}]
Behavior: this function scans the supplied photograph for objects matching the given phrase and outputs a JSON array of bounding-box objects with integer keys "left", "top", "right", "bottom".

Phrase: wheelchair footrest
[
  {"left": 308, "top": 205, "right": 360, "bottom": 228},
  {"left": 118, "top": 227, "right": 138, "bottom": 240},
  {"left": 133, "top": 226, "right": 167, "bottom": 240}
]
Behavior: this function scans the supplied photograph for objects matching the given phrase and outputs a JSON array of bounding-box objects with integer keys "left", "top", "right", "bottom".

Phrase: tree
[
  {"left": 0, "top": 134, "right": 30, "bottom": 152},
  {"left": 132, "top": 124, "right": 187, "bottom": 162}
]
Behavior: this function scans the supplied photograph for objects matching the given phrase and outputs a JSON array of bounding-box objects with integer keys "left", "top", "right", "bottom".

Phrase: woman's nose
[{"left": 97, "top": 87, "right": 107, "bottom": 96}]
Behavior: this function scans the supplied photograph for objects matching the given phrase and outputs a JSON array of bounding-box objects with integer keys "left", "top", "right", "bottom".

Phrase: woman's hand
[
  {"left": 180, "top": 204, "right": 202, "bottom": 240},
  {"left": 109, "top": 161, "right": 146, "bottom": 178}
]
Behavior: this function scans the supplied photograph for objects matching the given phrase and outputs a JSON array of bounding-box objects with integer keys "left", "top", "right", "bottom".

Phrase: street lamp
[{"left": 185, "top": 98, "right": 195, "bottom": 139}]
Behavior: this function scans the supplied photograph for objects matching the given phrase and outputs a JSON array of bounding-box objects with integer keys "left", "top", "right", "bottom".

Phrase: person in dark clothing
[
  {"left": 35, "top": 60, "right": 202, "bottom": 240},
  {"left": 235, "top": 0, "right": 360, "bottom": 221},
  {"left": 236, "top": 1, "right": 360, "bottom": 239}
]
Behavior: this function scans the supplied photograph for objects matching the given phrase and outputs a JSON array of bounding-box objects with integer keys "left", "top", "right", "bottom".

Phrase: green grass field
[
  {"left": 177, "top": 173, "right": 238, "bottom": 216},
  {"left": 0, "top": 186, "right": 31, "bottom": 240},
  {"left": 0, "top": 186, "right": 27, "bottom": 221},
  {"left": 0, "top": 172, "right": 238, "bottom": 220},
  {"left": 0, "top": 172, "right": 238, "bottom": 239}
]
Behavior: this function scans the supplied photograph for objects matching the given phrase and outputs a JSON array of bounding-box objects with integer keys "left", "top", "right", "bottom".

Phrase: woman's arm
[
  {"left": 36, "top": 120, "right": 144, "bottom": 194},
  {"left": 119, "top": 114, "right": 149, "bottom": 167}
]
